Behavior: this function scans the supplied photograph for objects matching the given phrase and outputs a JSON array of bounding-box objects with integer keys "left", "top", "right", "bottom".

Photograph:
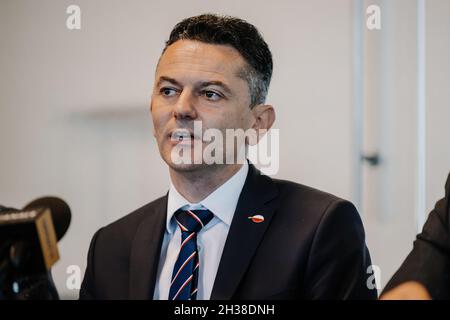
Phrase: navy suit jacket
[{"left": 80, "top": 164, "right": 377, "bottom": 299}]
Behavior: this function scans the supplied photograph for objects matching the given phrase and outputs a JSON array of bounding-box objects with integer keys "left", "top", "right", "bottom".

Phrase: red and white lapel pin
[{"left": 248, "top": 214, "right": 265, "bottom": 223}]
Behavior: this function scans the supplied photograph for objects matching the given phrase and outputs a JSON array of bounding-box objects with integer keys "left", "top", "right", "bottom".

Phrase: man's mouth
[{"left": 169, "top": 129, "right": 195, "bottom": 143}]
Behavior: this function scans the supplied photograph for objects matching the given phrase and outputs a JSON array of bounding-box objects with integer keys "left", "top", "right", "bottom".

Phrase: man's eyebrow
[
  {"left": 198, "top": 81, "right": 232, "bottom": 95},
  {"left": 156, "top": 76, "right": 181, "bottom": 88}
]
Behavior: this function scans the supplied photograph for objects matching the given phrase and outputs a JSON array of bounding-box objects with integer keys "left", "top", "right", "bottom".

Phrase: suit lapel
[
  {"left": 129, "top": 196, "right": 167, "bottom": 299},
  {"left": 210, "top": 164, "right": 279, "bottom": 299}
]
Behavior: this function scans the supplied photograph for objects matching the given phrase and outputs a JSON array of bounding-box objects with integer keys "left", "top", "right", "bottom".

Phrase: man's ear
[
  {"left": 251, "top": 104, "right": 275, "bottom": 131},
  {"left": 249, "top": 104, "right": 275, "bottom": 144}
]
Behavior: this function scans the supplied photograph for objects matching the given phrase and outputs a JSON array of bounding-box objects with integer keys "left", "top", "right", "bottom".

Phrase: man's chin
[{"left": 165, "top": 160, "right": 208, "bottom": 173}]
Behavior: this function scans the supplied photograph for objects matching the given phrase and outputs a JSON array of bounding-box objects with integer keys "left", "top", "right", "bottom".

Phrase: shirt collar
[{"left": 166, "top": 161, "right": 249, "bottom": 234}]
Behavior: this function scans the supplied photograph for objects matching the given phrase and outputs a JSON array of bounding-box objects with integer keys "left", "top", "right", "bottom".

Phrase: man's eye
[
  {"left": 160, "top": 87, "right": 177, "bottom": 97},
  {"left": 201, "top": 90, "right": 222, "bottom": 101}
]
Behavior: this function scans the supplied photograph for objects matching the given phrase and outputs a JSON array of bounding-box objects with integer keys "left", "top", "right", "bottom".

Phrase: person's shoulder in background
[{"left": 381, "top": 172, "right": 450, "bottom": 300}]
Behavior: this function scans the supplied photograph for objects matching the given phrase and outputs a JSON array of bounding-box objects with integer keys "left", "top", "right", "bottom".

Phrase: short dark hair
[{"left": 163, "top": 14, "right": 273, "bottom": 108}]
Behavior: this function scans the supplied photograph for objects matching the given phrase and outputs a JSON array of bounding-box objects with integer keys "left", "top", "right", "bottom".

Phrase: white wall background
[
  {"left": 361, "top": 0, "right": 421, "bottom": 290},
  {"left": 360, "top": 0, "right": 450, "bottom": 291},
  {"left": 0, "top": 0, "right": 448, "bottom": 299},
  {"left": 426, "top": 0, "right": 450, "bottom": 212}
]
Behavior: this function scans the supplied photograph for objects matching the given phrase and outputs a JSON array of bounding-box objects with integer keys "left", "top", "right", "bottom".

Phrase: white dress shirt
[{"left": 153, "top": 161, "right": 249, "bottom": 300}]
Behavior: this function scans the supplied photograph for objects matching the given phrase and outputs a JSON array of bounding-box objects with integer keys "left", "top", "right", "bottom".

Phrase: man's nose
[{"left": 173, "top": 90, "right": 197, "bottom": 120}]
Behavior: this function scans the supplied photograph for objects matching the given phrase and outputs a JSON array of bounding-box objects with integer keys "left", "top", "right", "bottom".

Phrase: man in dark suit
[
  {"left": 80, "top": 14, "right": 376, "bottom": 300},
  {"left": 381, "top": 172, "right": 450, "bottom": 300}
]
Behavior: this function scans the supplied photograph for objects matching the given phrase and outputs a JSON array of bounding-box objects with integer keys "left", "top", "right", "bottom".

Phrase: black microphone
[
  {"left": 0, "top": 197, "right": 71, "bottom": 300},
  {"left": 24, "top": 197, "right": 71, "bottom": 241},
  {"left": 0, "top": 205, "right": 18, "bottom": 213}
]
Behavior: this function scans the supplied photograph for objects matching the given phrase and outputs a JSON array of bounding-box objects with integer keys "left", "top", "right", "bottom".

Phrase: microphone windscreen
[{"left": 24, "top": 197, "right": 71, "bottom": 241}]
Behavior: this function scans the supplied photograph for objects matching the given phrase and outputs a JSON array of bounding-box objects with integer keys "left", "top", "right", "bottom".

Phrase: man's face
[{"left": 150, "top": 39, "right": 254, "bottom": 172}]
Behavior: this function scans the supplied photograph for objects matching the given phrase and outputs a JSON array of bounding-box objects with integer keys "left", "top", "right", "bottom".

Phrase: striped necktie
[{"left": 168, "top": 209, "right": 214, "bottom": 300}]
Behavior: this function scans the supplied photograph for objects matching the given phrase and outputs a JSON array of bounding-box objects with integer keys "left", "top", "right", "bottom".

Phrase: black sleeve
[
  {"left": 303, "top": 200, "right": 377, "bottom": 299},
  {"left": 79, "top": 228, "right": 103, "bottom": 300},
  {"left": 383, "top": 173, "right": 450, "bottom": 299}
]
